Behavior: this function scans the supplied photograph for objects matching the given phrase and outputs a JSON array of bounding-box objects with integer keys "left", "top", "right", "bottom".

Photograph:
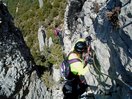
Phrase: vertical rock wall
[
  {"left": 63, "top": 0, "right": 132, "bottom": 98},
  {"left": 38, "top": 26, "right": 46, "bottom": 52},
  {"left": 0, "top": 2, "right": 51, "bottom": 99}
]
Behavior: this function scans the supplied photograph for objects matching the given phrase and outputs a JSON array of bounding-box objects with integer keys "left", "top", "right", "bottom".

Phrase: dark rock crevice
[{"left": 67, "top": 0, "right": 86, "bottom": 35}]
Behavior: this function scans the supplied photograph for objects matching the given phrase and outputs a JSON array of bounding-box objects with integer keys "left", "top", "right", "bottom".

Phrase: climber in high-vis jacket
[{"left": 63, "top": 38, "right": 91, "bottom": 99}]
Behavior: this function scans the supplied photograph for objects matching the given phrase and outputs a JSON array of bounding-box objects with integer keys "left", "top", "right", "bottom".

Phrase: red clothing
[{"left": 53, "top": 28, "right": 61, "bottom": 37}]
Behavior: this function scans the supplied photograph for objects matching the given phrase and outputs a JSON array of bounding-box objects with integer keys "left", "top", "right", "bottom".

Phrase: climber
[
  {"left": 62, "top": 38, "right": 90, "bottom": 99},
  {"left": 53, "top": 25, "right": 62, "bottom": 37},
  {"left": 53, "top": 25, "right": 64, "bottom": 45}
]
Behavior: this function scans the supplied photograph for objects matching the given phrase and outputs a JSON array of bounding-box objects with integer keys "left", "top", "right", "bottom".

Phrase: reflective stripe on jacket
[{"left": 68, "top": 53, "right": 88, "bottom": 76}]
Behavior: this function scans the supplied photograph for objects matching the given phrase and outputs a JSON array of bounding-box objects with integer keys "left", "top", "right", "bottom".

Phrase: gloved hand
[
  {"left": 84, "top": 55, "right": 93, "bottom": 65},
  {"left": 85, "top": 36, "right": 92, "bottom": 46},
  {"left": 87, "top": 56, "right": 93, "bottom": 65}
]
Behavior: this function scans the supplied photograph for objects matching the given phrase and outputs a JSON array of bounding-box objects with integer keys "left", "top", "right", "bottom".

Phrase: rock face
[
  {"left": 38, "top": 0, "right": 44, "bottom": 8},
  {"left": 48, "top": 37, "right": 53, "bottom": 47},
  {"left": 0, "top": 2, "right": 51, "bottom": 99},
  {"left": 64, "top": 0, "right": 132, "bottom": 98},
  {"left": 38, "top": 26, "right": 46, "bottom": 52}
]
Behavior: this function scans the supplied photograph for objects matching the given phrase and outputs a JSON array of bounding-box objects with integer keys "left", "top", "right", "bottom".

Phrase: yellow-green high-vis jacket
[{"left": 68, "top": 52, "right": 89, "bottom": 76}]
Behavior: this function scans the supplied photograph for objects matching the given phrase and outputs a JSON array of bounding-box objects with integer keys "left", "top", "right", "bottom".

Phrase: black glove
[
  {"left": 87, "top": 56, "right": 93, "bottom": 65},
  {"left": 86, "top": 36, "right": 92, "bottom": 41},
  {"left": 85, "top": 36, "right": 92, "bottom": 46}
]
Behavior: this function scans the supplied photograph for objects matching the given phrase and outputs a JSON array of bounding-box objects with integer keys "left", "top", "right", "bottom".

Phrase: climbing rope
[{"left": 88, "top": 51, "right": 132, "bottom": 90}]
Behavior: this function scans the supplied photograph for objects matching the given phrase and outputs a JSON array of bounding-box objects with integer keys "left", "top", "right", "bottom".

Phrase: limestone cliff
[
  {"left": 64, "top": 0, "right": 132, "bottom": 98},
  {"left": 0, "top": 2, "right": 51, "bottom": 99}
]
